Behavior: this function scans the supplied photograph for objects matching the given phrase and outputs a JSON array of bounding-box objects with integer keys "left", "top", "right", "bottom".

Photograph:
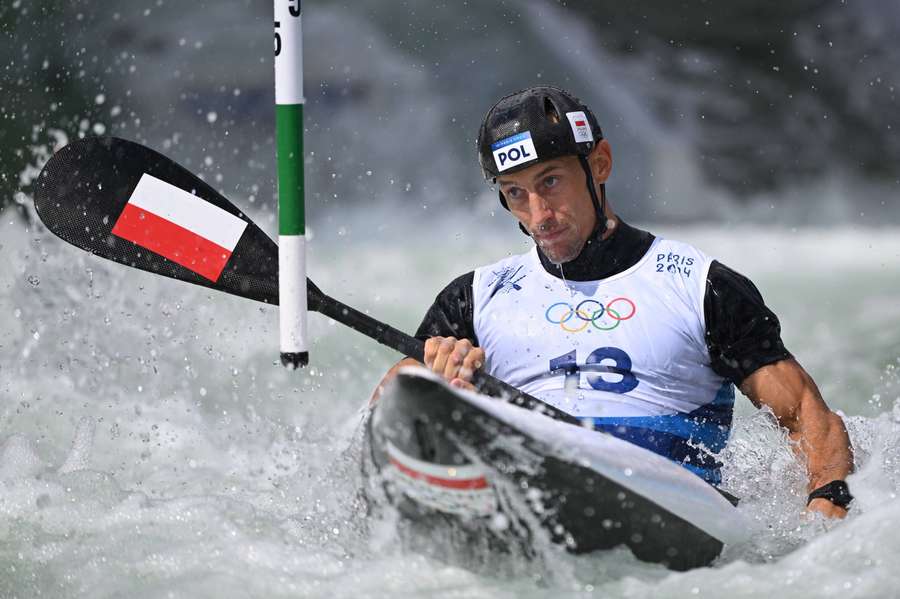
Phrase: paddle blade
[{"left": 34, "top": 136, "right": 288, "bottom": 305}]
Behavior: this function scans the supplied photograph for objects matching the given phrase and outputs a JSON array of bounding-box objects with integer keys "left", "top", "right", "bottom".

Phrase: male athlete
[{"left": 376, "top": 86, "right": 854, "bottom": 518}]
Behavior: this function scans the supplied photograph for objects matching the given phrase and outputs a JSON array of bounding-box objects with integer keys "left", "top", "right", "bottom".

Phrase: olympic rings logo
[{"left": 544, "top": 297, "right": 637, "bottom": 332}]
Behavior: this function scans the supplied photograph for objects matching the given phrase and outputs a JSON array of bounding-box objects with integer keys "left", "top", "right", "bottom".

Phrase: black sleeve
[
  {"left": 414, "top": 271, "right": 479, "bottom": 345},
  {"left": 704, "top": 261, "right": 792, "bottom": 385}
]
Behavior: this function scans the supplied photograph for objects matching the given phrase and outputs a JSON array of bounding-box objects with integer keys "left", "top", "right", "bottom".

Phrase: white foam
[{"left": 2, "top": 216, "right": 900, "bottom": 595}]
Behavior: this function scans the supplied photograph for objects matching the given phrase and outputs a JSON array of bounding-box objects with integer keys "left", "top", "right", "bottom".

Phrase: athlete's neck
[{"left": 535, "top": 218, "right": 655, "bottom": 281}]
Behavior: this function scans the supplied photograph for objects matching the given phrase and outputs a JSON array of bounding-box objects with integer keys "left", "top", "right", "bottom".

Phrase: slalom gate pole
[{"left": 274, "top": 0, "right": 308, "bottom": 368}]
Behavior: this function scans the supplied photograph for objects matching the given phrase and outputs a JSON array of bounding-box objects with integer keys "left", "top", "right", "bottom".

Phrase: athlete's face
[{"left": 498, "top": 154, "right": 599, "bottom": 264}]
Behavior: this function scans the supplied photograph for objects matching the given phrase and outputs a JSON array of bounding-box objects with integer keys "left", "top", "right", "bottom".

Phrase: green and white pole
[{"left": 274, "top": 0, "right": 308, "bottom": 368}]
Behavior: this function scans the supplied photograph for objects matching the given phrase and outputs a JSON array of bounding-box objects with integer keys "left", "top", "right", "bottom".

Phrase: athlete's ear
[{"left": 588, "top": 139, "right": 612, "bottom": 184}]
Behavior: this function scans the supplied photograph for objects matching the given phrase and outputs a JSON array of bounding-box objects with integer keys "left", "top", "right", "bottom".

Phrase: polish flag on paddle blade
[{"left": 111, "top": 173, "right": 248, "bottom": 282}]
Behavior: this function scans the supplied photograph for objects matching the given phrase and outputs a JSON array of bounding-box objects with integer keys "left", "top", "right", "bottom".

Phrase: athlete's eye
[
  {"left": 543, "top": 176, "right": 559, "bottom": 189},
  {"left": 504, "top": 187, "right": 524, "bottom": 202}
]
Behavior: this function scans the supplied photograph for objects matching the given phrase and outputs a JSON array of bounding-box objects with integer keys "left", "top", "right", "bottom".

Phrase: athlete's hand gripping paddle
[{"left": 32, "top": 137, "right": 578, "bottom": 424}]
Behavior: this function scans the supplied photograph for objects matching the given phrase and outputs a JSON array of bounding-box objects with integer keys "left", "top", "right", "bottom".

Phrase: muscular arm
[
  {"left": 740, "top": 358, "right": 854, "bottom": 517},
  {"left": 705, "top": 261, "right": 853, "bottom": 516}
]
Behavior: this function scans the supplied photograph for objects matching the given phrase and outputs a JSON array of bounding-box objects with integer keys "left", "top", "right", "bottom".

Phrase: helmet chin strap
[{"left": 578, "top": 154, "right": 607, "bottom": 238}]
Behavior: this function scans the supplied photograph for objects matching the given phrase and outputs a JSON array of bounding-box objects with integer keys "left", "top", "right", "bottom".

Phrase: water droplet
[{"left": 489, "top": 513, "right": 510, "bottom": 531}]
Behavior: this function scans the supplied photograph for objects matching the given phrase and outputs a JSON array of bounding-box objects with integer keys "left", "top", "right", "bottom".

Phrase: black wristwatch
[{"left": 807, "top": 480, "right": 853, "bottom": 509}]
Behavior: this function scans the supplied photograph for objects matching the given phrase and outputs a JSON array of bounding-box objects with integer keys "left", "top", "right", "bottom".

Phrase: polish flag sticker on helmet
[
  {"left": 566, "top": 111, "right": 593, "bottom": 143},
  {"left": 111, "top": 173, "right": 248, "bottom": 282},
  {"left": 491, "top": 131, "right": 538, "bottom": 172}
]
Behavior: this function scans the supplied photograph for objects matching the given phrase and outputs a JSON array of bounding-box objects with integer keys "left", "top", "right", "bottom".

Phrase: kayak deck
[{"left": 365, "top": 367, "right": 750, "bottom": 570}]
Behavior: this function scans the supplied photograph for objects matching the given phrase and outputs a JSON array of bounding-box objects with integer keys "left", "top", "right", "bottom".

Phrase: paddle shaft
[{"left": 309, "top": 288, "right": 579, "bottom": 423}]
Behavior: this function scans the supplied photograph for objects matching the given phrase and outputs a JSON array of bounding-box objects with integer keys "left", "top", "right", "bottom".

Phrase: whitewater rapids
[{"left": 1, "top": 208, "right": 899, "bottom": 598}]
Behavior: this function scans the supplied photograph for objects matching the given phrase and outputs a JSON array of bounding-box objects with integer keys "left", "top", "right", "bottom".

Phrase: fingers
[
  {"left": 429, "top": 337, "right": 458, "bottom": 377},
  {"left": 439, "top": 338, "right": 471, "bottom": 381},
  {"left": 423, "top": 337, "right": 441, "bottom": 370},
  {"left": 423, "top": 337, "right": 483, "bottom": 385},
  {"left": 458, "top": 346, "right": 485, "bottom": 383}
]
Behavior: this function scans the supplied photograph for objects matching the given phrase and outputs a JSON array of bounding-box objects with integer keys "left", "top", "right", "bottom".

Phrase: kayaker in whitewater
[{"left": 375, "top": 85, "right": 854, "bottom": 518}]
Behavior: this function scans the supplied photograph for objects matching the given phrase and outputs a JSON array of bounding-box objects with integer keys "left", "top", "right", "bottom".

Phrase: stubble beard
[{"left": 533, "top": 221, "right": 585, "bottom": 265}]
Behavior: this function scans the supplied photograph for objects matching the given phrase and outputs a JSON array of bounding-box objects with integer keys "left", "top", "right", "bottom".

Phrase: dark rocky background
[{"left": 2, "top": 0, "right": 897, "bottom": 223}]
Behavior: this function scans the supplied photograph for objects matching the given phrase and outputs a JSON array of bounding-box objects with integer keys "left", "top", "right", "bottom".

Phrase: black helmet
[
  {"left": 477, "top": 85, "right": 603, "bottom": 181},
  {"left": 476, "top": 85, "right": 607, "bottom": 235}
]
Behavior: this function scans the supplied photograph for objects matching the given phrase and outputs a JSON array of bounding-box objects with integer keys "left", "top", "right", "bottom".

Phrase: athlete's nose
[{"left": 527, "top": 192, "right": 554, "bottom": 227}]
